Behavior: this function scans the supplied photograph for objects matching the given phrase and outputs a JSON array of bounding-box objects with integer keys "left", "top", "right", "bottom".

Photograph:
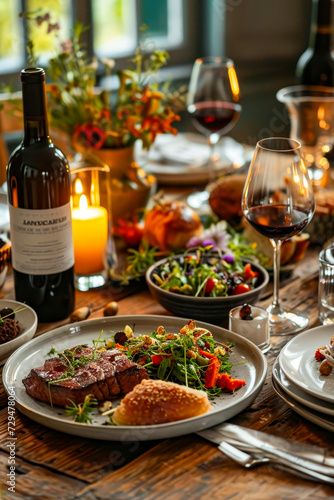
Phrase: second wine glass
[
  {"left": 242, "top": 137, "right": 315, "bottom": 335},
  {"left": 187, "top": 56, "right": 241, "bottom": 209}
]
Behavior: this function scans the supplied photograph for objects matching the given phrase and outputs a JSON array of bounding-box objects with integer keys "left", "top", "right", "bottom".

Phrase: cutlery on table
[
  {"left": 219, "top": 441, "right": 334, "bottom": 485},
  {"left": 197, "top": 423, "right": 334, "bottom": 476}
]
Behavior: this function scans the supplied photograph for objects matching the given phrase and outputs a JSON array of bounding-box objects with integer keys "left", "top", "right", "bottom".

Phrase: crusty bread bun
[
  {"left": 112, "top": 379, "right": 211, "bottom": 426},
  {"left": 143, "top": 200, "right": 202, "bottom": 251},
  {"left": 209, "top": 174, "right": 247, "bottom": 222}
]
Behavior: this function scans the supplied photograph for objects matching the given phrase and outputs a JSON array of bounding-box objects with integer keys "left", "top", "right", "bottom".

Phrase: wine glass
[
  {"left": 242, "top": 137, "right": 315, "bottom": 335},
  {"left": 187, "top": 56, "right": 241, "bottom": 209}
]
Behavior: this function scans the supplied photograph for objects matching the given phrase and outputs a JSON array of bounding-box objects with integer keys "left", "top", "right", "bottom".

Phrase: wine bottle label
[{"left": 9, "top": 202, "right": 75, "bottom": 275}]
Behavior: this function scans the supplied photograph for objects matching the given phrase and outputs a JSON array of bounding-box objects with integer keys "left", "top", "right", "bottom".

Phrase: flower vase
[{"left": 92, "top": 145, "right": 157, "bottom": 225}]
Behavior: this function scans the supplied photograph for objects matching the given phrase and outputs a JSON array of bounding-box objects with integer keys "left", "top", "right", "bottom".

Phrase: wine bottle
[
  {"left": 296, "top": 0, "right": 334, "bottom": 86},
  {"left": 7, "top": 68, "right": 75, "bottom": 322}
]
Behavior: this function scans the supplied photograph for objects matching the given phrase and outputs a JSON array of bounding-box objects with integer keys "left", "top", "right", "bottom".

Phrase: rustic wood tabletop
[{"left": 1, "top": 209, "right": 333, "bottom": 499}]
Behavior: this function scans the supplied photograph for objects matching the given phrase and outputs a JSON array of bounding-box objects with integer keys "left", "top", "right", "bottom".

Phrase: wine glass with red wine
[
  {"left": 187, "top": 56, "right": 241, "bottom": 209},
  {"left": 242, "top": 137, "right": 314, "bottom": 335}
]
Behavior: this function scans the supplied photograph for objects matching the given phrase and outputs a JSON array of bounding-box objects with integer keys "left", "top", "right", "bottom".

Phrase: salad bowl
[{"left": 146, "top": 254, "right": 270, "bottom": 325}]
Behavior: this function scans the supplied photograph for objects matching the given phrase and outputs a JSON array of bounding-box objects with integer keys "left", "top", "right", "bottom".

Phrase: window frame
[{"left": 0, "top": 0, "right": 206, "bottom": 86}]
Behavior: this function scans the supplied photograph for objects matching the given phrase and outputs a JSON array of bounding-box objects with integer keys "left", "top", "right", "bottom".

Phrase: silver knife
[{"left": 197, "top": 423, "right": 334, "bottom": 474}]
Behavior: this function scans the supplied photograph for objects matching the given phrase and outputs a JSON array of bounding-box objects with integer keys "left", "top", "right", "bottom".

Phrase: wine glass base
[
  {"left": 268, "top": 310, "right": 309, "bottom": 336},
  {"left": 187, "top": 190, "right": 210, "bottom": 210}
]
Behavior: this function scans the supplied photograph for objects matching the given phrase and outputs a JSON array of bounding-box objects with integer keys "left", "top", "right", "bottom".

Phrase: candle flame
[
  {"left": 74, "top": 179, "right": 84, "bottom": 195},
  {"left": 79, "top": 194, "right": 88, "bottom": 210}
]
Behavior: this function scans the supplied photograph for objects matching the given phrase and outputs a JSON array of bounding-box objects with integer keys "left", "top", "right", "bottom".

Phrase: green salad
[
  {"left": 103, "top": 320, "right": 246, "bottom": 398},
  {"left": 151, "top": 248, "right": 260, "bottom": 297}
]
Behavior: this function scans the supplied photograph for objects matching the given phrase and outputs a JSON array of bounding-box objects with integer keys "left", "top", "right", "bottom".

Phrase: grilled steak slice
[
  {"left": 23, "top": 347, "right": 122, "bottom": 407},
  {"left": 101, "top": 350, "right": 150, "bottom": 393},
  {"left": 23, "top": 345, "right": 149, "bottom": 407}
]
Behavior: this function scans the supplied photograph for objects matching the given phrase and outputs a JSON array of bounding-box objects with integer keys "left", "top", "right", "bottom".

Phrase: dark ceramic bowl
[{"left": 146, "top": 255, "right": 270, "bottom": 325}]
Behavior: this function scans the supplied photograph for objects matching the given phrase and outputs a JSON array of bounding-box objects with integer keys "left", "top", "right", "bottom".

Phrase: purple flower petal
[
  {"left": 222, "top": 253, "right": 235, "bottom": 263},
  {"left": 202, "top": 238, "right": 217, "bottom": 249}
]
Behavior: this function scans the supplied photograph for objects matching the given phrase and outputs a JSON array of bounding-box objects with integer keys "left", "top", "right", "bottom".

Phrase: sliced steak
[
  {"left": 23, "top": 345, "right": 149, "bottom": 407},
  {"left": 23, "top": 347, "right": 122, "bottom": 407},
  {"left": 111, "top": 355, "right": 150, "bottom": 393},
  {"left": 101, "top": 350, "right": 150, "bottom": 393}
]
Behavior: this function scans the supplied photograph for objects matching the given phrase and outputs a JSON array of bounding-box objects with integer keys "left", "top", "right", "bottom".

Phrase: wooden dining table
[{"left": 0, "top": 184, "right": 333, "bottom": 500}]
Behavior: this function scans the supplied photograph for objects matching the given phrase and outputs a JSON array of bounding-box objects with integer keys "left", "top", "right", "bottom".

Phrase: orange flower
[{"left": 72, "top": 124, "right": 106, "bottom": 149}]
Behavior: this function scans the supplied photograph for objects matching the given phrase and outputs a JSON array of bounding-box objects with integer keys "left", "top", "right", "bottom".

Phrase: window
[{"left": 0, "top": 0, "right": 201, "bottom": 86}]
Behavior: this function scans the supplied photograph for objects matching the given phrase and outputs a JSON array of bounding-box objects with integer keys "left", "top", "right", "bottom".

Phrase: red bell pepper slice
[
  {"left": 244, "top": 263, "right": 258, "bottom": 281},
  {"left": 151, "top": 354, "right": 172, "bottom": 365},
  {"left": 115, "top": 343, "right": 128, "bottom": 350},
  {"left": 198, "top": 347, "right": 216, "bottom": 359},
  {"left": 204, "top": 357, "right": 221, "bottom": 388},
  {"left": 217, "top": 373, "right": 246, "bottom": 391}
]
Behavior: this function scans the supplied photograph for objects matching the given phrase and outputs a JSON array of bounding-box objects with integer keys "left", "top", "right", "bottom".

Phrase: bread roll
[
  {"left": 209, "top": 174, "right": 247, "bottom": 222},
  {"left": 113, "top": 379, "right": 211, "bottom": 426},
  {"left": 143, "top": 200, "right": 202, "bottom": 251}
]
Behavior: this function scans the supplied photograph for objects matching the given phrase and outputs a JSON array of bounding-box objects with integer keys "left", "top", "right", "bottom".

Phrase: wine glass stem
[
  {"left": 207, "top": 133, "right": 219, "bottom": 183},
  {"left": 271, "top": 239, "right": 283, "bottom": 314}
]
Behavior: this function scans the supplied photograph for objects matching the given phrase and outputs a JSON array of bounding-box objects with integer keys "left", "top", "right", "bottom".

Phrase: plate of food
[
  {"left": 278, "top": 325, "right": 334, "bottom": 404},
  {"left": 3, "top": 315, "right": 267, "bottom": 440},
  {"left": 0, "top": 299, "right": 38, "bottom": 365}
]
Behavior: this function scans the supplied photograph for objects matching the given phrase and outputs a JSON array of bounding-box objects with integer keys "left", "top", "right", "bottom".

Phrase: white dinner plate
[
  {"left": 279, "top": 324, "right": 334, "bottom": 404},
  {"left": 272, "top": 358, "right": 334, "bottom": 416},
  {"left": 272, "top": 377, "right": 334, "bottom": 433},
  {"left": 140, "top": 134, "right": 252, "bottom": 185},
  {"left": 3, "top": 315, "right": 267, "bottom": 441}
]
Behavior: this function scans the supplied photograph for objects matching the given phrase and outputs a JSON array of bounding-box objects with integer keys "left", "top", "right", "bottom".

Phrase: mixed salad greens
[
  {"left": 103, "top": 320, "right": 246, "bottom": 398},
  {"left": 151, "top": 247, "right": 260, "bottom": 297}
]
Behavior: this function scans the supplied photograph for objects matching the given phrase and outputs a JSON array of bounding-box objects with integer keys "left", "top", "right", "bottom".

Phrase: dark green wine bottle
[
  {"left": 296, "top": 0, "right": 334, "bottom": 86},
  {"left": 7, "top": 68, "right": 75, "bottom": 322}
]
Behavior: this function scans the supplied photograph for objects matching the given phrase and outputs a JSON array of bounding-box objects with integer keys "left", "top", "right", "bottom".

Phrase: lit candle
[{"left": 72, "top": 194, "right": 108, "bottom": 275}]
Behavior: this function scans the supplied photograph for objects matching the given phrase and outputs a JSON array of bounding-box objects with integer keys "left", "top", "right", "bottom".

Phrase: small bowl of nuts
[{"left": 0, "top": 299, "right": 38, "bottom": 365}]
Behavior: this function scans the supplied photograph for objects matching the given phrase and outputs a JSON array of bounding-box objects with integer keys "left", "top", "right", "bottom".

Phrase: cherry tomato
[
  {"left": 232, "top": 283, "right": 251, "bottom": 295},
  {"left": 205, "top": 278, "right": 219, "bottom": 294}
]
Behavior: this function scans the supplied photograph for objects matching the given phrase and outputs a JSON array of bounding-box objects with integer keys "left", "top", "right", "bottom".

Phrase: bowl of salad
[{"left": 146, "top": 249, "right": 269, "bottom": 324}]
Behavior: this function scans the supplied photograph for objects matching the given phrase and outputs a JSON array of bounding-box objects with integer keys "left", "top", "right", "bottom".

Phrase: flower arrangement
[{"left": 25, "top": 12, "right": 184, "bottom": 151}]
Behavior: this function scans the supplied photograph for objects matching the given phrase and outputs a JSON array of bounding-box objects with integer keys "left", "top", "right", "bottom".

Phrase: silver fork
[{"left": 219, "top": 441, "right": 334, "bottom": 485}]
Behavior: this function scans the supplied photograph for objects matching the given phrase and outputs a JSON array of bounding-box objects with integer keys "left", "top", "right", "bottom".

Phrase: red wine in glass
[
  {"left": 245, "top": 204, "right": 310, "bottom": 240},
  {"left": 186, "top": 57, "right": 241, "bottom": 209},
  {"left": 188, "top": 101, "right": 242, "bottom": 135},
  {"left": 242, "top": 137, "right": 315, "bottom": 335}
]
